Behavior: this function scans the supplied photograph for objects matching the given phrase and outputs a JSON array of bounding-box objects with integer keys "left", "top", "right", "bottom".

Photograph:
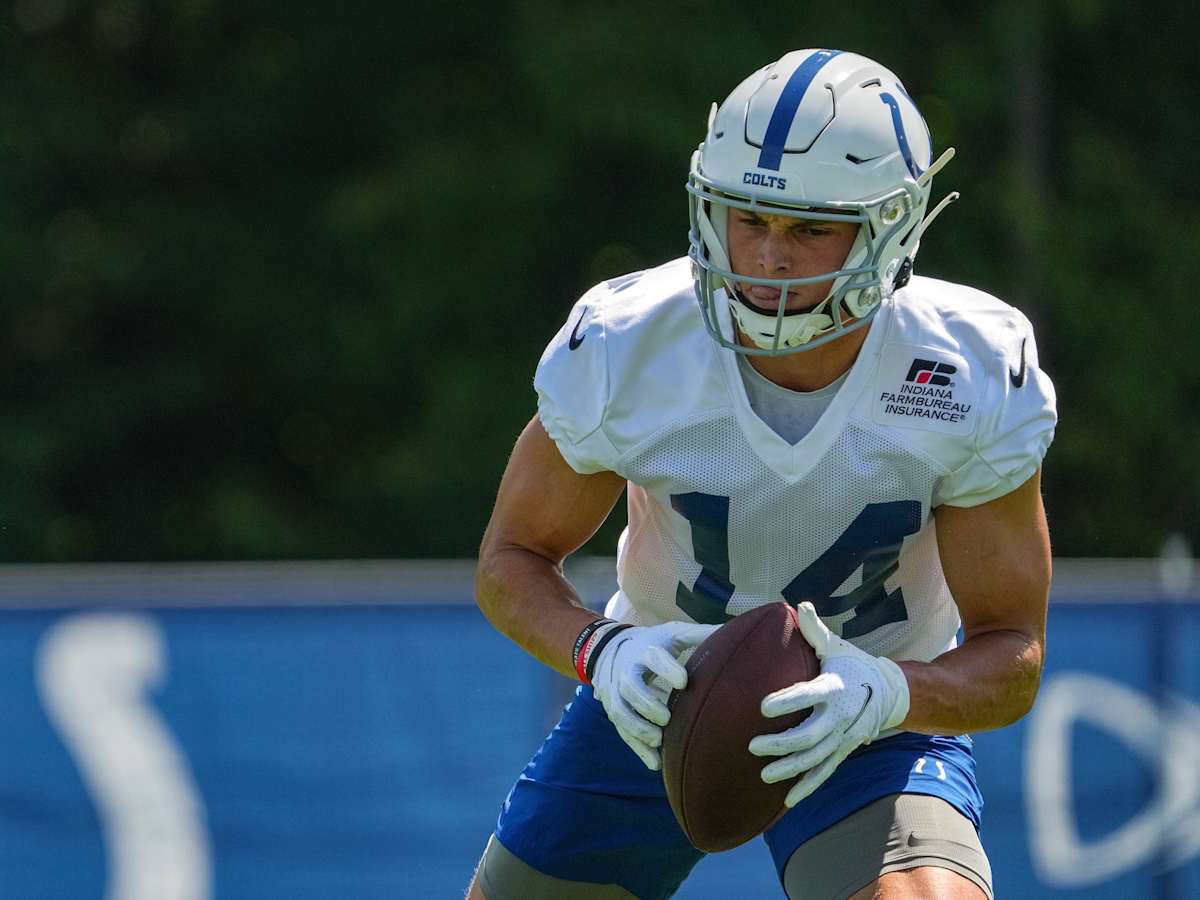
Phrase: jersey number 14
[{"left": 670, "top": 494, "right": 922, "bottom": 638}]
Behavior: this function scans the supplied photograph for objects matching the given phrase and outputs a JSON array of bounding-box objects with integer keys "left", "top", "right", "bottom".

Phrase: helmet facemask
[{"left": 688, "top": 175, "right": 925, "bottom": 354}]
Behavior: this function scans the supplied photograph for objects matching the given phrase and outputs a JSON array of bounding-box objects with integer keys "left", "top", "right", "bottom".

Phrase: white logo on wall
[
  {"left": 36, "top": 613, "right": 212, "bottom": 900},
  {"left": 1025, "top": 672, "right": 1200, "bottom": 887}
]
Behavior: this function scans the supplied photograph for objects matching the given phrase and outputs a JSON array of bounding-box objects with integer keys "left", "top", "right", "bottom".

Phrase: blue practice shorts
[{"left": 494, "top": 685, "right": 983, "bottom": 900}]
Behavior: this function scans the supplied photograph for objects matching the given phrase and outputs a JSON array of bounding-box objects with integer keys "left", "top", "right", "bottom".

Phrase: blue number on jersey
[
  {"left": 671, "top": 494, "right": 923, "bottom": 637},
  {"left": 670, "top": 493, "right": 735, "bottom": 624}
]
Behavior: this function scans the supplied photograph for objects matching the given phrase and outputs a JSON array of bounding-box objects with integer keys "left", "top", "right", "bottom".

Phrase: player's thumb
[
  {"left": 643, "top": 644, "right": 687, "bottom": 690},
  {"left": 794, "top": 602, "right": 833, "bottom": 656}
]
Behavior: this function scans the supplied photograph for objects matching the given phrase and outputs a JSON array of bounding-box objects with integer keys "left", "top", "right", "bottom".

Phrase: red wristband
[
  {"left": 575, "top": 630, "right": 601, "bottom": 683},
  {"left": 572, "top": 618, "right": 614, "bottom": 683}
]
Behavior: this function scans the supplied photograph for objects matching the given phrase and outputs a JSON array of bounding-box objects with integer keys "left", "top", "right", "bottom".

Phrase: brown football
[{"left": 662, "top": 602, "right": 820, "bottom": 851}]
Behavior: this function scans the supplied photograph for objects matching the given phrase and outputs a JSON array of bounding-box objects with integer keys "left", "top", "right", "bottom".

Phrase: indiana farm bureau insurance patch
[{"left": 872, "top": 344, "right": 979, "bottom": 436}]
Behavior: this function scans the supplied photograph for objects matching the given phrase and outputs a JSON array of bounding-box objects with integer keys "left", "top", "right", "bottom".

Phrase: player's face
[{"left": 726, "top": 211, "right": 859, "bottom": 312}]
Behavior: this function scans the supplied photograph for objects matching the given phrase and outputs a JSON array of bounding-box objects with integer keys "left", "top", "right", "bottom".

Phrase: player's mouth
[
  {"left": 746, "top": 285, "right": 782, "bottom": 305},
  {"left": 738, "top": 285, "right": 818, "bottom": 315},
  {"left": 738, "top": 286, "right": 784, "bottom": 312}
]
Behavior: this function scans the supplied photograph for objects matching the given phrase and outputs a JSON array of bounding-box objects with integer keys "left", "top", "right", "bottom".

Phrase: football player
[{"left": 467, "top": 48, "right": 1054, "bottom": 900}]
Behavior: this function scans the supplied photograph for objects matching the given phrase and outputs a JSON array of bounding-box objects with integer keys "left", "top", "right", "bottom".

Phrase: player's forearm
[
  {"left": 475, "top": 544, "right": 600, "bottom": 681},
  {"left": 896, "top": 628, "right": 1044, "bottom": 735}
]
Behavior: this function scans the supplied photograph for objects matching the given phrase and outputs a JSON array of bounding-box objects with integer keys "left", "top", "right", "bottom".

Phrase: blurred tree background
[{"left": 1, "top": 0, "right": 1196, "bottom": 562}]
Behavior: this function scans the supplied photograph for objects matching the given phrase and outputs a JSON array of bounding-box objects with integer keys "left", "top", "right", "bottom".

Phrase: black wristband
[
  {"left": 572, "top": 617, "right": 615, "bottom": 675},
  {"left": 584, "top": 623, "right": 634, "bottom": 683}
]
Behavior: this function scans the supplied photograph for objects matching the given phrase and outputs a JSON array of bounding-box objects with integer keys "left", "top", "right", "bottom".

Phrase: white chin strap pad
[{"left": 729, "top": 295, "right": 834, "bottom": 350}]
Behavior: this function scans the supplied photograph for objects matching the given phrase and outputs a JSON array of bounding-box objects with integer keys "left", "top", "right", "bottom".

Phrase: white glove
[
  {"left": 591, "top": 621, "right": 718, "bottom": 770},
  {"left": 748, "top": 601, "right": 910, "bottom": 807}
]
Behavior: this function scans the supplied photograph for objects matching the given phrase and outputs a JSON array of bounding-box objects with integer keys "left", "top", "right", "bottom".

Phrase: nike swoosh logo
[
  {"left": 846, "top": 684, "right": 874, "bottom": 732},
  {"left": 1009, "top": 337, "right": 1027, "bottom": 388},
  {"left": 568, "top": 307, "right": 588, "bottom": 350},
  {"left": 846, "top": 153, "right": 886, "bottom": 164}
]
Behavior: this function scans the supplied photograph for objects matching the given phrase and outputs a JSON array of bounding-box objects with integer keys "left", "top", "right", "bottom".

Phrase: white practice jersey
[{"left": 535, "top": 258, "right": 1056, "bottom": 663}]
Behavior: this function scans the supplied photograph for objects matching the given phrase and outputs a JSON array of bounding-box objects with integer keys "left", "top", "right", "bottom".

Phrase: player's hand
[
  {"left": 591, "top": 621, "right": 718, "bottom": 771},
  {"left": 747, "top": 602, "right": 910, "bottom": 807}
]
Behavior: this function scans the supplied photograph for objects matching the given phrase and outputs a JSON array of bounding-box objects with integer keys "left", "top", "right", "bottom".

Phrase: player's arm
[
  {"left": 749, "top": 469, "right": 1050, "bottom": 805},
  {"left": 477, "top": 415, "right": 717, "bottom": 769},
  {"left": 897, "top": 466, "right": 1051, "bottom": 734},
  {"left": 475, "top": 415, "right": 627, "bottom": 680}
]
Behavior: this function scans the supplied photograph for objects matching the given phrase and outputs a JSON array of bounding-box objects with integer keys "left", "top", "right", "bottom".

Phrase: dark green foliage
[{"left": 1, "top": 2, "right": 1195, "bottom": 560}]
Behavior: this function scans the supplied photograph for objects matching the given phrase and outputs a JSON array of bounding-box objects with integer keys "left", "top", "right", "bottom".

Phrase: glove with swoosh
[
  {"left": 748, "top": 601, "right": 910, "bottom": 807},
  {"left": 591, "top": 621, "right": 718, "bottom": 771}
]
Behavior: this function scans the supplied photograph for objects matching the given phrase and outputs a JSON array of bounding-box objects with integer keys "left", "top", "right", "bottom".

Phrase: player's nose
[{"left": 757, "top": 231, "right": 795, "bottom": 275}]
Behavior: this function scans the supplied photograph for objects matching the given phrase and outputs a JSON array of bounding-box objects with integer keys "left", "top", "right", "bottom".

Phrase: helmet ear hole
[{"left": 893, "top": 257, "right": 914, "bottom": 289}]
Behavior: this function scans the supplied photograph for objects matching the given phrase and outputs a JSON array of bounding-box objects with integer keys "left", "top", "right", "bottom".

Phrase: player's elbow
[
  {"left": 473, "top": 536, "right": 554, "bottom": 628},
  {"left": 474, "top": 538, "right": 511, "bottom": 622},
  {"left": 963, "top": 625, "right": 1045, "bottom": 729},
  {"left": 1005, "top": 633, "right": 1046, "bottom": 725}
]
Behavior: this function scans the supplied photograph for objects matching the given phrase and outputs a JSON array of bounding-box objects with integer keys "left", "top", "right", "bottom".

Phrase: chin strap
[
  {"left": 891, "top": 147, "right": 959, "bottom": 292},
  {"left": 918, "top": 147, "right": 956, "bottom": 187},
  {"left": 914, "top": 146, "right": 959, "bottom": 244},
  {"left": 918, "top": 190, "right": 959, "bottom": 240}
]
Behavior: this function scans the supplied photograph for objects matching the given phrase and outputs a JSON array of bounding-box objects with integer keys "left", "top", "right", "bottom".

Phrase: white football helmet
[{"left": 687, "top": 49, "right": 958, "bottom": 354}]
